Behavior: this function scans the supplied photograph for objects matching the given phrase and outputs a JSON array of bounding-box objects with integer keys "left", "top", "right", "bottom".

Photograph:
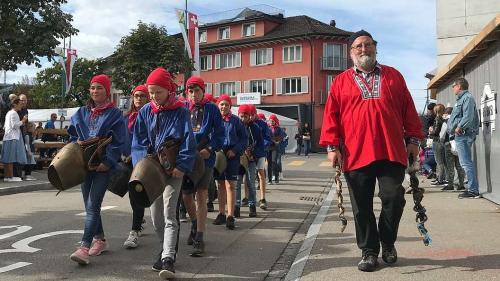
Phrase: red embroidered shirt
[{"left": 319, "top": 65, "right": 423, "bottom": 172}]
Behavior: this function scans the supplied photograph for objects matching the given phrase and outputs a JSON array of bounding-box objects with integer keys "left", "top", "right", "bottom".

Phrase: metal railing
[{"left": 320, "top": 57, "right": 351, "bottom": 71}]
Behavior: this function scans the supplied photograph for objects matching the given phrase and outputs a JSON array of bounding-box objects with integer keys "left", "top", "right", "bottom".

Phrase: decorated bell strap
[
  {"left": 335, "top": 165, "right": 348, "bottom": 233},
  {"left": 80, "top": 136, "right": 113, "bottom": 171},
  {"left": 157, "top": 138, "right": 181, "bottom": 173}
]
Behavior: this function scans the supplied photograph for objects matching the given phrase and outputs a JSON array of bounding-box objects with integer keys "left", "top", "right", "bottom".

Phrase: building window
[
  {"left": 326, "top": 75, "right": 334, "bottom": 93},
  {"left": 215, "top": 52, "right": 241, "bottom": 69},
  {"left": 283, "top": 45, "right": 302, "bottom": 63},
  {"left": 200, "top": 55, "right": 212, "bottom": 71},
  {"left": 218, "top": 27, "right": 230, "bottom": 40},
  {"left": 276, "top": 76, "right": 308, "bottom": 95},
  {"left": 219, "top": 81, "right": 240, "bottom": 97},
  {"left": 322, "top": 43, "right": 346, "bottom": 70},
  {"left": 242, "top": 23, "right": 256, "bottom": 37},
  {"left": 250, "top": 48, "right": 273, "bottom": 66},
  {"left": 200, "top": 30, "right": 207, "bottom": 43}
]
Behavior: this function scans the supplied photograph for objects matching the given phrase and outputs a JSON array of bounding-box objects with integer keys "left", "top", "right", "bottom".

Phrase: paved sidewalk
[
  {"left": 296, "top": 175, "right": 500, "bottom": 281},
  {"left": 0, "top": 170, "right": 52, "bottom": 196}
]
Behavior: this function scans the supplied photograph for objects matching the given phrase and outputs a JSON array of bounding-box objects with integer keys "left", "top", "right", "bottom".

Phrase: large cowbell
[
  {"left": 128, "top": 155, "right": 170, "bottom": 208},
  {"left": 107, "top": 162, "right": 132, "bottom": 197},
  {"left": 48, "top": 142, "right": 87, "bottom": 191},
  {"left": 214, "top": 150, "right": 227, "bottom": 176}
]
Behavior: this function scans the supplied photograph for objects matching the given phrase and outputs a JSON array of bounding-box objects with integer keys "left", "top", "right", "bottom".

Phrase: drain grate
[{"left": 299, "top": 196, "right": 323, "bottom": 202}]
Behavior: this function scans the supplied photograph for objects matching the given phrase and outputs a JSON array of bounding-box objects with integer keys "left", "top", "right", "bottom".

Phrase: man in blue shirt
[
  {"left": 448, "top": 77, "right": 480, "bottom": 199},
  {"left": 40, "top": 113, "right": 58, "bottom": 158}
]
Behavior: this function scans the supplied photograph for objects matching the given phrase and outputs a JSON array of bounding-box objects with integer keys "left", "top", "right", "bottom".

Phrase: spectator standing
[{"left": 1, "top": 97, "right": 28, "bottom": 182}]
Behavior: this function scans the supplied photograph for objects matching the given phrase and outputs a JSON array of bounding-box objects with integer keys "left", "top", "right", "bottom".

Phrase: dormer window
[
  {"left": 218, "top": 27, "right": 230, "bottom": 40},
  {"left": 200, "top": 30, "right": 207, "bottom": 43},
  {"left": 242, "top": 23, "right": 256, "bottom": 37}
]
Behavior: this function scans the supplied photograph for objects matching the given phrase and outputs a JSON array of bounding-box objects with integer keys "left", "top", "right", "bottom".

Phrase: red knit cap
[
  {"left": 269, "top": 114, "right": 280, "bottom": 126},
  {"left": 146, "top": 67, "right": 177, "bottom": 92},
  {"left": 186, "top": 76, "right": 205, "bottom": 92},
  {"left": 217, "top": 94, "right": 232, "bottom": 106},
  {"left": 238, "top": 104, "right": 252, "bottom": 115},
  {"left": 204, "top": 93, "right": 216, "bottom": 103},
  {"left": 258, "top": 113, "right": 266, "bottom": 120},
  {"left": 249, "top": 104, "right": 257, "bottom": 116},
  {"left": 91, "top": 74, "right": 111, "bottom": 96},
  {"left": 132, "top": 84, "right": 150, "bottom": 99}
]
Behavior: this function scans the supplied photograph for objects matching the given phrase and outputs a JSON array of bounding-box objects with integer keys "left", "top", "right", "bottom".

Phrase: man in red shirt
[{"left": 320, "top": 30, "right": 423, "bottom": 272}]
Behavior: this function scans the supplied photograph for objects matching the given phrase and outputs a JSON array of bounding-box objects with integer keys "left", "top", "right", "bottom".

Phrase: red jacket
[{"left": 319, "top": 65, "right": 423, "bottom": 172}]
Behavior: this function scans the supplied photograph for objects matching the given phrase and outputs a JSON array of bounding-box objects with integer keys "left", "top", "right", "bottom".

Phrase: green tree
[
  {"left": 29, "top": 58, "right": 105, "bottom": 108},
  {"left": 0, "top": 0, "right": 78, "bottom": 71},
  {"left": 111, "top": 22, "right": 192, "bottom": 94}
]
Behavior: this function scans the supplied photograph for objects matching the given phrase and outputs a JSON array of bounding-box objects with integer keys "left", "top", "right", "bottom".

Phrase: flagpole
[{"left": 184, "top": 0, "right": 190, "bottom": 96}]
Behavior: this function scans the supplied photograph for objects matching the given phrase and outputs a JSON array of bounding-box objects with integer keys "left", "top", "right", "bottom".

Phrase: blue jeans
[
  {"left": 304, "top": 140, "right": 311, "bottom": 156},
  {"left": 236, "top": 161, "right": 257, "bottom": 207},
  {"left": 81, "top": 172, "right": 109, "bottom": 247},
  {"left": 454, "top": 134, "right": 479, "bottom": 194}
]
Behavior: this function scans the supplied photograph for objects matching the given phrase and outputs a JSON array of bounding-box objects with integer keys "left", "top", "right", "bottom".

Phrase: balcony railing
[{"left": 320, "top": 57, "right": 351, "bottom": 71}]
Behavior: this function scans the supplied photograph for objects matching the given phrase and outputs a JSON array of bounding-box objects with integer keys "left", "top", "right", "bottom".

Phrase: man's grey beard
[{"left": 352, "top": 54, "right": 377, "bottom": 70}]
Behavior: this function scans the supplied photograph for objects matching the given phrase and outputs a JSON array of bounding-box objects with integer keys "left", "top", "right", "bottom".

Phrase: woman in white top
[{"left": 2, "top": 97, "right": 28, "bottom": 182}]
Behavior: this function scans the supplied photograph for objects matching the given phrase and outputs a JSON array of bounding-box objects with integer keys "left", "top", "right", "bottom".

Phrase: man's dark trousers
[{"left": 344, "top": 160, "right": 406, "bottom": 256}]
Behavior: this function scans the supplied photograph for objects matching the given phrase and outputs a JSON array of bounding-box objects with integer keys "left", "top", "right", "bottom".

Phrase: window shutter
[
  {"left": 207, "top": 55, "right": 212, "bottom": 70},
  {"left": 323, "top": 42, "right": 327, "bottom": 57},
  {"left": 250, "top": 50, "right": 256, "bottom": 66},
  {"left": 215, "top": 54, "right": 220, "bottom": 69},
  {"left": 235, "top": 81, "right": 241, "bottom": 94},
  {"left": 266, "top": 79, "right": 273, "bottom": 95},
  {"left": 206, "top": 83, "right": 212, "bottom": 94},
  {"left": 235, "top": 52, "right": 241, "bottom": 67},
  {"left": 297, "top": 45, "right": 302, "bottom": 61},
  {"left": 214, "top": 83, "right": 220, "bottom": 96},
  {"left": 275, "top": 78, "right": 282, "bottom": 95},
  {"left": 266, "top": 48, "right": 273, "bottom": 64},
  {"left": 244, "top": 81, "right": 250, "bottom": 93},
  {"left": 301, "top": 76, "right": 309, "bottom": 93},
  {"left": 342, "top": 44, "right": 347, "bottom": 69}
]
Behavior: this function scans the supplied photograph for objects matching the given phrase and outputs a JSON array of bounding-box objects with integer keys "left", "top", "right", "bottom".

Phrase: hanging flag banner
[
  {"left": 59, "top": 49, "right": 77, "bottom": 96},
  {"left": 176, "top": 9, "right": 200, "bottom": 76}
]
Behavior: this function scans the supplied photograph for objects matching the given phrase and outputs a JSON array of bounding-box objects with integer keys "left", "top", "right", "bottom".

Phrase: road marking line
[
  {"left": 319, "top": 161, "right": 331, "bottom": 167},
  {"left": 0, "top": 262, "right": 32, "bottom": 273},
  {"left": 76, "top": 206, "right": 117, "bottom": 216},
  {"left": 284, "top": 180, "right": 336, "bottom": 281},
  {"left": 288, "top": 160, "right": 306, "bottom": 166},
  {"left": 0, "top": 230, "right": 83, "bottom": 254},
  {"left": 0, "top": 225, "right": 32, "bottom": 240}
]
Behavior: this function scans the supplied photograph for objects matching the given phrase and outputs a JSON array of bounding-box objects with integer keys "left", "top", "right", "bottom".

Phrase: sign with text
[
  {"left": 237, "top": 92, "right": 261, "bottom": 105},
  {"left": 480, "top": 83, "right": 496, "bottom": 131}
]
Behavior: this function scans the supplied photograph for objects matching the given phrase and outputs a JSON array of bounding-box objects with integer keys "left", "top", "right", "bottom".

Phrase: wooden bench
[{"left": 33, "top": 128, "right": 69, "bottom": 168}]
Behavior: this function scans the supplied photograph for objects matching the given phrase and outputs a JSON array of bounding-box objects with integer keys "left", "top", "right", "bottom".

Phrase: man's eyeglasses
[{"left": 351, "top": 42, "right": 375, "bottom": 51}]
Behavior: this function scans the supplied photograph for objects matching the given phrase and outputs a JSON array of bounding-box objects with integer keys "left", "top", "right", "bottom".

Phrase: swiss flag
[{"left": 188, "top": 12, "right": 198, "bottom": 30}]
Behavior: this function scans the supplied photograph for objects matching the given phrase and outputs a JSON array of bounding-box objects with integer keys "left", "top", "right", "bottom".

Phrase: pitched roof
[{"left": 201, "top": 15, "right": 352, "bottom": 50}]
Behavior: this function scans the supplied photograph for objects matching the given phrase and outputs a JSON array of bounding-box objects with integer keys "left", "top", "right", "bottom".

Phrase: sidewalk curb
[{"left": 0, "top": 182, "right": 54, "bottom": 196}]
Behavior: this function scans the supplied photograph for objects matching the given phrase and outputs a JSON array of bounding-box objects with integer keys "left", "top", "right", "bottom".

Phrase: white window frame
[
  {"left": 218, "top": 26, "right": 230, "bottom": 40},
  {"left": 282, "top": 45, "right": 302, "bottom": 63},
  {"left": 244, "top": 79, "right": 272, "bottom": 96},
  {"left": 322, "top": 43, "right": 346, "bottom": 70},
  {"left": 215, "top": 52, "right": 241, "bottom": 69},
  {"left": 200, "top": 55, "right": 212, "bottom": 71},
  {"left": 217, "top": 81, "right": 241, "bottom": 97},
  {"left": 250, "top": 48, "right": 273, "bottom": 66},
  {"left": 200, "top": 30, "right": 207, "bottom": 43},
  {"left": 205, "top": 83, "right": 213, "bottom": 94},
  {"left": 326, "top": 75, "right": 334, "bottom": 93},
  {"left": 275, "top": 76, "right": 308, "bottom": 95},
  {"left": 242, "top": 22, "right": 256, "bottom": 37}
]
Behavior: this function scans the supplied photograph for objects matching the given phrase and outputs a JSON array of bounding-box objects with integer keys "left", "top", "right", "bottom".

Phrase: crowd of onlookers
[{"left": 418, "top": 77, "right": 480, "bottom": 199}]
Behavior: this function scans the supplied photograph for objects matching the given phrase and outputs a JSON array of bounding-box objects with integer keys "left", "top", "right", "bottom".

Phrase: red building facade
[{"left": 177, "top": 9, "right": 353, "bottom": 150}]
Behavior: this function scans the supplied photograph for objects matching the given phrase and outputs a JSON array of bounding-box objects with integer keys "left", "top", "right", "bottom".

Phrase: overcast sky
[{"left": 5, "top": 0, "right": 436, "bottom": 111}]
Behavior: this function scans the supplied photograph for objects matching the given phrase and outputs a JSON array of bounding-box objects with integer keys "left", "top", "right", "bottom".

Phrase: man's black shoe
[
  {"left": 159, "top": 258, "right": 175, "bottom": 279},
  {"left": 249, "top": 205, "right": 257, "bottom": 217},
  {"left": 430, "top": 181, "right": 445, "bottom": 186},
  {"left": 382, "top": 246, "right": 398, "bottom": 264},
  {"left": 241, "top": 198, "right": 249, "bottom": 207},
  {"left": 456, "top": 185, "right": 466, "bottom": 191},
  {"left": 357, "top": 254, "right": 379, "bottom": 272},
  {"left": 152, "top": 255, "right": 162, "bottom": 272},
  {"left": 213, "top": 213, "right": 226, "bottom": 225},
  {"left": 226, "top": 215, "right": 235, "bottom": 230},
  {"left": 207, "top": 202, "right": 215, "bottom": 212},
  {"left": 441, "top": 184, "right": 454, "bottom": 191},
  {"left": 234, "top": 206, "right": 241, "bottom": 218},
  {"left": 190, "top": 239, "right": 205, "bottom": 257},
  {"left": 458, "top": 191, "right": 481, "bottom": 199}
]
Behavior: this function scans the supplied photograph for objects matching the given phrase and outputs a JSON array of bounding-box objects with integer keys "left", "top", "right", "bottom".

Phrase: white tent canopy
[{"left": 27, "top": 106, "right": 299, "bottom": 153}]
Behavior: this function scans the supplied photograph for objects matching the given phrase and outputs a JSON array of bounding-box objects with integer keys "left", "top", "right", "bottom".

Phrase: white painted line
[
  {"left": 0, "top": 225, "right": 32, "bottom": 240},
  {"left": 0, "top": 230, "right": 83, "bottom": 254},
  {"left": 284, "top": 181, "right": 336, "bottom": 281},
  {"left": 0, "top": 262, "right": 32, "bottom": 273},
  {"left": 76, "top": 206, "right": 117, "bottom": 216}
]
